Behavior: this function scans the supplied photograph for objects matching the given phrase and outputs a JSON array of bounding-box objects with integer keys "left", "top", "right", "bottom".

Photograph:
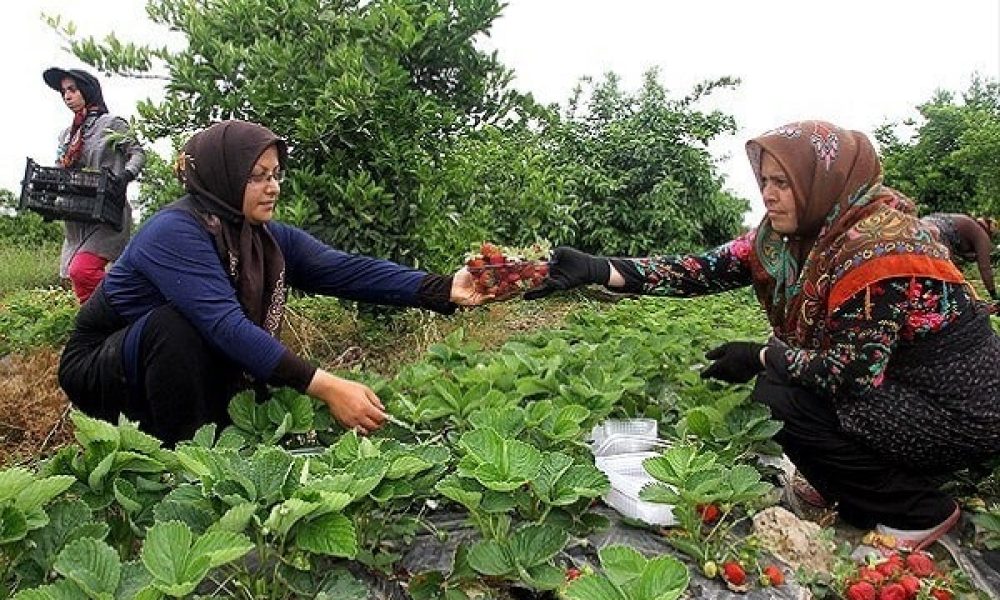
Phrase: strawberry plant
[
  {"left": 562, "top": 544, "right": 690, "bottom": 600},
  {"left": 225, "top": 387, "right": 316, "bottom": 446},
  {"left": 40, "top": 413, "right": 176, "bottom": 559},
  {"left": 11, "top": 537, "right": 158, "bottom": 600},
  {"left": 318, "top": 432, "right": 452, "bottom": 571},
  {"left": 637, "top": 444, "right": 772, "bottom": 571},
  {"left": 971, "top": 504, "right": 1000, "bottom": 550},
  {"left": 0, "top": 468, "right": 75, "bottom": 596},
  {"left": 466, "top": 523, "right": 568, "bottom": 590},
  {"left": 9, "top": 498, "right": 109, "bottom": 592}
]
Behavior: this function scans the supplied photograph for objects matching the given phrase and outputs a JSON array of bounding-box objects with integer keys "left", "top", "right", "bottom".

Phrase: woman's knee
[
  {"left": 140, "top": 307, "right": 211, "bottom": 367},
  {"left": 752, "top": 375, "right": 842, "bottom": 442}
]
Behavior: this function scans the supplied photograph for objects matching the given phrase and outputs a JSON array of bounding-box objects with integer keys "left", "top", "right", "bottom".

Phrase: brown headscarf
[
  {"left": 745, "top": 120, "right": 963, "bottom": 349},
  {"left": 174, "top": 120, "right": 288, "bottom": 336}
]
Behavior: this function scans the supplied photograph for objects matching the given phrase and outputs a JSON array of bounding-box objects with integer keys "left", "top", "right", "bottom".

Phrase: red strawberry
[
  {"left": 488, "top": 254, "right": 505, "bottom": 266},
  {"left": 904, "top": 552, "right": 935, "bottom": 578},
  {"left": 762, "top": 565, "right": 784, "bottom": 586},
  {"left": 930, "top": 589, "right": 953, "bottom": 600},
  {"left": 876, "top": 559, "right": 902, "bottom": 578},
  {"left": 879, "top": 583, "right": 907, "bottom": 600},
  {"left": 721, "top": 561, "right": 746, "bottom": 586},
  {"left": 467, "top": 258, "right": 485, "bottom": 273},
  {"left": 898, "top": 575, "right": 921, "bottom": 599},
  {"left": 696, "top": 503, "right": 721, "bottom": 524},
  {"left": 565, "top": 567, "right": 581, "bottom": 581},
  {"left": 846, "top": 581, "right": 877, "bottom": 600},
  {"left": 480, "top": 242, "right": 499, "bottom": 257},
  {"left": 859, "top": 566, "right": 885, "bottom": 586}
]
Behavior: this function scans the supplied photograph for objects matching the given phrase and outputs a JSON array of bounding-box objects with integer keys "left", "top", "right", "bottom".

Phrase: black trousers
[
  {"left": 753, "top": 375, "right": 956, "bottom": 530},
  {"left": 59, "top": 287, "right": 238, "bottom": 447}
]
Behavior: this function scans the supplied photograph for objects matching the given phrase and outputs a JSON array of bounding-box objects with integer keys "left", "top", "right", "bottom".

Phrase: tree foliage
[
  {"left": 55, "top": 0, "right": 747, "bottom": 270},
  {"left": 875, "top": 75, "right": 1000, "bottom": 216},
  {"left": 61, "top": 0, "right": 532, "bottom": 268},
  {"left": 545, "top": 70, "right": 747, "bottom": 255},
  {"left": 0, "top": 189, "right": 63, "bottom": 248}
]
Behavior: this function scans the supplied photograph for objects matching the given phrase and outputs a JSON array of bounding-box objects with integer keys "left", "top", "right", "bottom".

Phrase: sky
[{"left": 2, "top": 0, "right": 998, "bottom": 223}]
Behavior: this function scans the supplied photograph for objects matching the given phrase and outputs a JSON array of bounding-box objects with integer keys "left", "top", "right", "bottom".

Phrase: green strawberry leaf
[
  {"left": 53, "top": 537, "right": 121, "bottom": 600},
  {"left": 563, "top": 574, "right": 629, "bottom": 600},
  {"left": 294, "top": 513, "right": 357, "bottom": 558},
  {"left": 599, "top": 545, "right": 647, "bottom": 588},
  {"left": 510, "top": 524, "right": 568, "bottom": 568},
  {"left": 467, "top": 539, "right": 514, "bottom": 576}
]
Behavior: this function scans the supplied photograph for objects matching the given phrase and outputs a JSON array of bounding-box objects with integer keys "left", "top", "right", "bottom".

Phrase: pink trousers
[{"left": 68, "top": 252, "right": 109, "bottom": 304}]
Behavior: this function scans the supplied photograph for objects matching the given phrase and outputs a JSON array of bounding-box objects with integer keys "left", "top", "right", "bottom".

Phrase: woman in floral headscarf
[{"left": 527, "top": 120, "right": 1000, "bottom": 550}]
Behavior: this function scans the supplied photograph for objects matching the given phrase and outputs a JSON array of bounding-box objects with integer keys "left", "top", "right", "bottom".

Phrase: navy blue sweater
[{"left": 103, "top": 208, "right": 434, "bottom": 389}]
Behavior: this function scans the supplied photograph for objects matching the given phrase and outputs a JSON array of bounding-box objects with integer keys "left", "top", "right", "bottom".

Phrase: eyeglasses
[{"left": 248, "top": 168, "right": 285, "bottom": 185}]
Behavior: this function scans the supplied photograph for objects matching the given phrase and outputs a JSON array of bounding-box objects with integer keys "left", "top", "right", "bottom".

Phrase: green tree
[
  {"left": 0, "top": 189, "right": 63, "bottom": 247},
  {"left": 544, "top": 69, "right": 748, "bottom": 256},
  {"left": 876, "top": 75, "right": 1000, "bottom": 216},
  {"left": 55, "top": 0, "right": 533, "bottom": 266}
]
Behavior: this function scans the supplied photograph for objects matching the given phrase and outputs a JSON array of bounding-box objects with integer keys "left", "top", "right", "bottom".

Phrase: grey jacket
[{"left": 57, "top": 112, "right": 146, "bottom": 277}]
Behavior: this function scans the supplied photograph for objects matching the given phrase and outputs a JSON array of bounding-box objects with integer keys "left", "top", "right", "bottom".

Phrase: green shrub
[
  {"left": 0, "top": 244, "right": 61, "bottom": 298},
  {"left": 0, "top": 288, "right": 77, "bottom": 354},
  {"left": 0, "top": 190, "right": 63, "bottom": 248}
]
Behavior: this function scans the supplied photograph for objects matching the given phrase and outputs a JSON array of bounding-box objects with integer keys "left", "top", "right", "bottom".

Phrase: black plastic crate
[{"left": 19, "top": 158, "right": 125, "bottom": 231}]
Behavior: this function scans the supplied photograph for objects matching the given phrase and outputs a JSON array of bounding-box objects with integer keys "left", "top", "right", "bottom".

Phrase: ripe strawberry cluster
[
  {"left": 465, "top": 241, "right": 550, "bottom": 299},
  {"left": 702, "top": 559, "right": 784, "bottom": 592},
  {"left": 842, "top": 550, "right": 956, "bottom": 600}
]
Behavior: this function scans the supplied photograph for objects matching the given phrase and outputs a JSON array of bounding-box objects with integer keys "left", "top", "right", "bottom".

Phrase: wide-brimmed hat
[{"left": 42, "top": 67, "right": 107, "bottom": 112}]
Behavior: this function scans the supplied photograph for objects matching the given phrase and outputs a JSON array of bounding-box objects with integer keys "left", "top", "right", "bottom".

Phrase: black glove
[
  {"left": 104, "top": 169, "right": 127, "bottom": 200},
  {"left": 700, "top": 341, "right": 765, "bottom": 384},
  {"left": 523, "top": 246, "right": 611, "bottom": 300}
]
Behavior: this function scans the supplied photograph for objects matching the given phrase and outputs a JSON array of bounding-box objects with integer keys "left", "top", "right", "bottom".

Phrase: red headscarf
[{"left": 745, "top": 120, "right": 964, "bottom": 349}]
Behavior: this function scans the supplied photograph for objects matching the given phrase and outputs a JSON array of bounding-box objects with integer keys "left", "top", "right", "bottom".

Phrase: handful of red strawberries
[
  {"left": 464, "top": 241, "right": 551, "bottom": 300},
  {"left": 840, "top": 547, "right": 961, "bottom": 600}
]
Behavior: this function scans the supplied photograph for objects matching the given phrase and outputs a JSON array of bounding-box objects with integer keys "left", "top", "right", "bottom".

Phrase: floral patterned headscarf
[{"left": 745, "top": 120, "right": 962, "bottom": 348}]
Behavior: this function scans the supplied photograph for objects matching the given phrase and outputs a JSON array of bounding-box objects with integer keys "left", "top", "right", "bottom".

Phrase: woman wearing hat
[{"left": 43, "top": 67, "right": 146, "bottom": 303}]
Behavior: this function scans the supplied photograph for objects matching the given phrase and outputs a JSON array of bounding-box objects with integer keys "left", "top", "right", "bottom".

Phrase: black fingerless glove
[
  {"left": 104, "top": 169, "right": 127, "bottom": 201},
  {"left": 700, "top": 341, "right": 765, "bottom": 384},
  {"left": 523, "top": 246, "right": 611, "bottom": 300},
  {"left": 416, "top": 273, "right": 457, "bottom": 315}
]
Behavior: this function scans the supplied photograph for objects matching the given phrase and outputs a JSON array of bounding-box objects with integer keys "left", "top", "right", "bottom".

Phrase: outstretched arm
[
  {"left": 958, "top": 216, "right": 997, "bottom": 300},
  {"left": 973, "top": 231, "right": 996, "bottom": 300}
]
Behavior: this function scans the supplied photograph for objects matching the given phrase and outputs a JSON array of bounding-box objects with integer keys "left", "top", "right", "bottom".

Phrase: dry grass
[
  {"left": 282, "top": 296, "right": 584, "bottom": 378},
  {"left": 0, "top": 296, "right": 591, "bottom": 466},
  {"left": 0, "top": 347, "right": 73, "bottom": 466}
]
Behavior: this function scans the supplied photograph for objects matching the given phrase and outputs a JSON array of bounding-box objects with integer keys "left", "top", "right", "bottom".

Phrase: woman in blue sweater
[{"left": 58, "top": 120, "right": 488, "bottom": 445}]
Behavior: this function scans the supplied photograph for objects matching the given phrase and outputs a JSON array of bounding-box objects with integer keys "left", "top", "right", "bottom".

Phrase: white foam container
[
  {"left": 592, "top": 433, "right": 671, "bottom": 457},
  {"left": 590, "top": 419, "right": 658, "bottom": 447},
  {"left": 594, "top": 450, "right": 677, "bottom": 527}
]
